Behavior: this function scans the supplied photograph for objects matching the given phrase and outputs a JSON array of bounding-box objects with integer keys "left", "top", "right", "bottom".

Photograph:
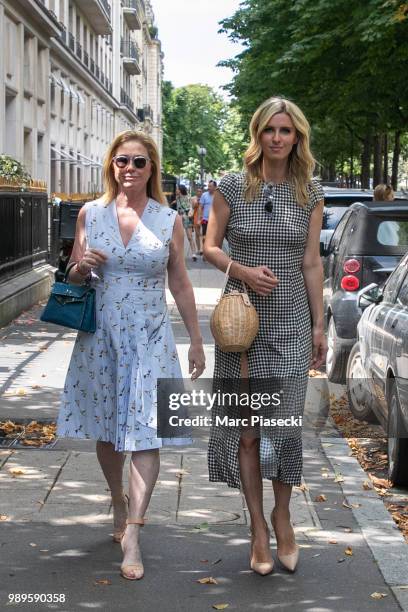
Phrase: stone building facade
[{"left": 0, "top": 0, "right": 164, "bottom": 194}]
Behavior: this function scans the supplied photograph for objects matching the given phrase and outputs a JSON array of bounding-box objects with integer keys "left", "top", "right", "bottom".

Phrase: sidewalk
[{"left": 0, "top": 259, "right": 407, "bottom": 611}]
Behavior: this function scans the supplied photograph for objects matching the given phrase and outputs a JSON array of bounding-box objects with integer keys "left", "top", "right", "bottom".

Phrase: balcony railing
[
  {"left": 121, "top": 38, "right": 141, "bottom": 75},
  {"left": 80, "top": 0, "right": 112, "bottom": 35},
  {"left": 123, "top": 0, "right": 142, "bottom": 30},
  {"left": 83, "top": 50, "right": 89, "bottom": 67},
  {"left": 59, "top": 23, "right": 67, "bottom": 44},
  {"left": 121, "top": 87, "right": 135, "bottom": 112},
  {"left": 76, "top": 40, "right": 82, "bottom": 61},
  {"left": 95, "top": 65, "right": 100, "bottom": 80},
  {"left": 69, "top": 32, "right": 75, "bottom": 52},
  {"left": 90, "top": 58, "right": 95, "bottom": 74},
  {"left": 144, "top": 104, "right": 153, "bottom": 120}
]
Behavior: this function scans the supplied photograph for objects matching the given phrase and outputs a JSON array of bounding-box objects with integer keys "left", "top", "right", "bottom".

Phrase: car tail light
[
  {"left": 341, "top": 275, "right": 360, "bottom": 291},
  {"left": 343, "top": 258, "right": 361, "bottom": 274}
]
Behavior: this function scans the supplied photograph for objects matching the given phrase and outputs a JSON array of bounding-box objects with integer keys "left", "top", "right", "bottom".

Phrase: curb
[{"left": 321, "top": 436, "right": 408, "bottom": 611}]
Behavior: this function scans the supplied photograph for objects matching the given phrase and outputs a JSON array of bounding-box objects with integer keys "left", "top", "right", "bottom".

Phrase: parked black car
[
  {"left": 322, "top": 200, "right": 408, "bottom": 383},
  {"left": 321, "top": 188, "right": 374, "bottom": 249},
  {"left": 346, "top": 252, "right": 408, "bottom": 485}
]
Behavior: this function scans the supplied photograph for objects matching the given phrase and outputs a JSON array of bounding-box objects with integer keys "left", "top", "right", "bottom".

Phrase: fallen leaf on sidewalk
[
  {"left": 370, "top": 592, "right": 388, "bottom": 599},
  {"left": 211, "top": 558, "right": 222, "bottom": 565},
  {"left": 297, "top": 483, "right": 309, "bottom": 492},
  {"left": 363, "top": 480, "right": 373, "bottom": 490},
  {"left": 334, "top": 472, "right": 345, "bottom": 483},
  {"left": 200, "top": 559, "right": 209, "bottom": 563},
  {"left": 213, "top": 605, "right": 229, "bottom": 610},
  {"left": 94, "top": 579, "right": 112, "bottom": 586},
  {"left": 344, "top": 546, "right": 353, "bottom": 556},
  {"left": 16, "top": 388, "right": 27, "bottom": 396},
  {"left": 315, "top": 494, "right": 327, "bottom": 502},
  {"left": 39, "top": 549, "right": 49, "bottom": 552},
  {"left": 344, "top": 527, "right": 353, "bottom": 533},
  {"left": 0, "top": 515, "right": 9, "bottom": 521},
  {"left": 29, "top": 543, "right": 37, "bottom": 547},
  {"left": 329, "top": 539, "right": 338, "bottom": 544},
  {"left": 312, "top": 553, "right": 321, "bottom": 558},
  {"left": 337, "top": 558, "right": 345, "bottom": 563},
  {"left": 342, "top": 501, "right": 353, "bottom": 509},
  {"left": 197, "top": 577, "right": 218, "bottom": 584},
  {"left": 194, "top": 522, "right": 209, "bottom": 530},
  {"left": 9, "top": 468, "right": 25, "bottom": 477},
  {"left": 31, "top": 385, "right": 41, "bottom": 390}
]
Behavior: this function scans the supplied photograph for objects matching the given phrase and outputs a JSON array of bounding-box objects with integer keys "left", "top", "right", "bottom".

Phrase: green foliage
[
  {"left": 180, "top": 157, "right": 201, "bottom": 185},
  {"left": 218, "top": 0, "right": 408, "bottom": 179},
  {"left": 0, "top": 155, "right": 31, "bottom": 183},
  {"left": 162, "top": 82, "right": 246, "bottom": 175}
]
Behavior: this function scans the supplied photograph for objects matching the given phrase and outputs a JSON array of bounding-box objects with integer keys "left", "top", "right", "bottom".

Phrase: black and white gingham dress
[{"left": 208, "top": 172, "right": 324, "bottom": 488}]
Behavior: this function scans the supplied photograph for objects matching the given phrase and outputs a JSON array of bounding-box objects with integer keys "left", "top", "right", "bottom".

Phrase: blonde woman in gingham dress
[{"left": 204, "top": 97, "right": 326, "bottom": 575}]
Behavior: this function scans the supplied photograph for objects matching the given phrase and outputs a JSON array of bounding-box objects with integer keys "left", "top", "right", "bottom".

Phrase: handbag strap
[
  {"left": 221, "top": 260, "right": 249, "bottom": 295},
  {"left": 64, "top": 261, "right": 77, "bottom": 283}
]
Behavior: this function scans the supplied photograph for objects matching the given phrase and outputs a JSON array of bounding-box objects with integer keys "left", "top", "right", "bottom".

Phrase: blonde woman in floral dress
[{"left": 57, "top": 131, "right": 205, "bottom": 580}]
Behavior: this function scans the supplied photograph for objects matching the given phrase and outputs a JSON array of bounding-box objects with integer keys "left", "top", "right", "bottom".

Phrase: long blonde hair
[
  {"left": 102, "top": 130, "right": 166, "bottom": 205},
  {"left": 244, "top": 97, "right": 316, "bottom": 206}
]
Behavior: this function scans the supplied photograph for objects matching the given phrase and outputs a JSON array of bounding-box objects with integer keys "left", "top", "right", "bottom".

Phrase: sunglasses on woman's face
[{"left": 112, "top": 154, "right": 151, "bottom": 169}]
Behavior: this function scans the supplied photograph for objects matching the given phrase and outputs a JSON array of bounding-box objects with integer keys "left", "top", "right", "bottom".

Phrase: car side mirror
[{"left": 358, "top": 283, "right": 383, "bottom": 310}]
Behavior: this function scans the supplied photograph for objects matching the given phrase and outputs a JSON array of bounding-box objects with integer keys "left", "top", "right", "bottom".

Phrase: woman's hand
[
  {"left": 241, "top": 265, "right": 279, "bottom": 296},
  {"left": 310, "top": 326, "right": 327, "bottom": 369},
  {"left": 77, "top": 248, "right": 107, "bottom": 275},
  {"left": 188, "top": 341, "right": 206, "bottom": 380}
]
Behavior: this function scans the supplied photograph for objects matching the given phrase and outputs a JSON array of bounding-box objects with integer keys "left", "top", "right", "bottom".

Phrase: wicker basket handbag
[{"left": 210, "top": 260, "right": 259, "bottom": 352}]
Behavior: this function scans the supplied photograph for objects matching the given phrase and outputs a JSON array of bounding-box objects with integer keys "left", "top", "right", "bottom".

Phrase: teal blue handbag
[{"left": 40, "top": 263, "right": 96, "bottom": 333}]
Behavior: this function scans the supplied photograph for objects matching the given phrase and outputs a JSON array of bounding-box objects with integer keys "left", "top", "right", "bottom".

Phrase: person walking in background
[
  {"left": 374, "top": 183, "right": 395, "bottom": 201},
  {"left": 200, "top": 180, "right": 217, "bottom": 255},
  {"left": 204, "top": 96, "right": 326, "bottom": 575},
  {"left": 191, "top": 187, "right": 203, "bottom": 256},
  {"left": 176, "top": 185, "right": 197, "bottom": 260},
  {"left": 57, "top": 131, "right": 205, "bottom": 581}
]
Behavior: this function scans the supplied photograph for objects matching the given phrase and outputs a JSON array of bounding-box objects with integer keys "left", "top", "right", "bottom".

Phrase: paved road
[{"left": 0, "top": 261, "right": 407, "bottom": 611}]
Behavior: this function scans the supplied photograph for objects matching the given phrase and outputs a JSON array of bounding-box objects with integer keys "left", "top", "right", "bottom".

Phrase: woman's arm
[
  {"left": 302, "top": 199, "right": 327, "bottom": 368},
  {"left": 167, "top": 214, "right": 205, "bottom": 379},
  {"left": 203, "top": 191, "right": 278, "bottom": 295},
  {"left": 67, "top": 205, "right": 107, "bottom": 284}
]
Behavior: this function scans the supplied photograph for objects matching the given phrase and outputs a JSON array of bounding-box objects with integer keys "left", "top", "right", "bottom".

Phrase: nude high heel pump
[
  {"left": 271, "top": 509, "right": 299, "bottom": 572},
  {"left": 250, "top": 526, "right": 274, "bottom": 576},
  {"left": 120, "top": 518, "right": 146, "bottom": 580}
]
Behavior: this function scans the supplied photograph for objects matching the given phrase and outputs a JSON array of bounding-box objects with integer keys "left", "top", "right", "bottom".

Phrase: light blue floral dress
[{"left": 57, "top": 198, "right": 191, "bottom": 452}]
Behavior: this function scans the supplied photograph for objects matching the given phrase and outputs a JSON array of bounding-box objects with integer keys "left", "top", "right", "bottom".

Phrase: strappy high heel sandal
[
  {"left": 249, "top": 525, "right": 274, "bottom": 576},
  {"left": 120, "top": 518, "right": 146, "bottom": 580},
  {"left": 112, "top": 493, "right": 129, "bottom": 543},
  {"left": 271, "top": 509, "right": 299, "bottom": 572}
]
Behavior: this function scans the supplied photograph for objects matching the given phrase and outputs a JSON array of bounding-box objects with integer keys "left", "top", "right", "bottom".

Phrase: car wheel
[
  {"left": 346, "top": 342, "right": 378, "bottom": 423},
  {"left": 388, "top": 382, "right": 408, "bottom": 486},
  {"left": 326, "top": 316, "right": 348, "bottom": 383}
]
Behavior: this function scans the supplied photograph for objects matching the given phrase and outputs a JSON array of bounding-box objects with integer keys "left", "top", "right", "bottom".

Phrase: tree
[
  {"left": 162, "top": 82, "right": 246, "bottom": 176},
  {"left": 218, "top": 0, "right": 408, "bottom": 185},
  {"left": 0, "top": 155, "right": 31, "bottom": 184}
]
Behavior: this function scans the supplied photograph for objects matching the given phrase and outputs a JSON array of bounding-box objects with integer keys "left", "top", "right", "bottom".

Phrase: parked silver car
[{"left": 346, "top": 251, "right": 408, "bottom": 485}]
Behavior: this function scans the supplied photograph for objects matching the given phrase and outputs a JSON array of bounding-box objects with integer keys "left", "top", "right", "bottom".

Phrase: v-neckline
[{"left": 113, "top": 198, "right": 150, "bottom": 249}]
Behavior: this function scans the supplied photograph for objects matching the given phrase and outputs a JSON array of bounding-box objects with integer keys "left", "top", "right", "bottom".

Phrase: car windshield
[
  {"left": 322, "top": 206, "right": 348, "bottom": 230},
  {"left": 377, "top": 220, "right": 408, "bottom": 246}
]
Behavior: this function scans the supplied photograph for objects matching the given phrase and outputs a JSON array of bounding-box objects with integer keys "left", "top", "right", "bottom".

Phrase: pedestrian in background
[
  {"left": 200, "top": 180, "right": 217, "bottom": 255},
  {"left": 204, "top": 96, "right": 326, "bottom": 575},
  {"left": 176, "top": 184, "right": 197, "bottom": 260},
  {"left": 57, "top": 130, "right": 205, "bottom": 581},
  {"left": 191, "top": 187, "right": 203, "bottom": 256},
  {"left": 374, "top": 183, "right": 395, "bottom": 201}
]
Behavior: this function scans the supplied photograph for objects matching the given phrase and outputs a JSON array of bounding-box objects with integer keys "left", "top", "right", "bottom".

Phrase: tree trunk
[
  {"left": 391, "top": 130, "right": 401, "bottom": 190},
  {"left": 373, "top": 133, "right": 383, "bottom": 187},
  {"left": 361, "top": 133, "right": 372, "bottom": 189},
  {"left": 329, "top": 163, "right": 336, "bottom": 182},
  {"left": 383, "top": 133, "right": 389, "bottom": 184}
]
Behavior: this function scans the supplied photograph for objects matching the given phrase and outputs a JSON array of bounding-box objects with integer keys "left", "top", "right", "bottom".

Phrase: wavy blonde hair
[
  {"left": 102, "top": 130, "right": 166, "bottom": 205},
  {"left": 244, "top": 97, "right": 316, "bottom": 206}
]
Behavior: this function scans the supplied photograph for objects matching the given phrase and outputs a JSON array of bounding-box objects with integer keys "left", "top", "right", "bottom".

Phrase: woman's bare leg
[
  {"left": 96, "top": 441, "right": 127, "bottom": 532},
  {"left": 238, "top": 353, "right": 272, "bottom": 564},
  {"left": 194, "top": 225, "right": 202, "bottom": 253},
  {"left": 271, "top": 479, "right": 297, "bottom": 555},
  {"left": 121, "top": 448, "right": 160, "bottom": 576},
  {"left": 185, "top": 226, "right": 196, "bottom": 254}
]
